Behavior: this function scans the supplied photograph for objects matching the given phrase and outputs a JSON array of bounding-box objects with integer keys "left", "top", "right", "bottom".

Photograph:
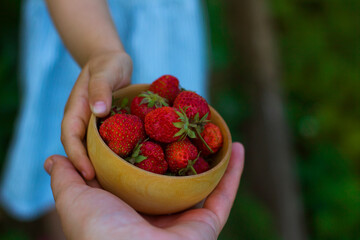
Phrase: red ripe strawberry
[
  {"left": 165, "top": 140, "right": 198, "bottom": 173},
  {"left": 130, "top": 91, "right": 168, "bottom": 121},
  {"left": 142, "top": 141, "right": 165, "bottom": 159},
  {"left": 149, "top": 75, "right": 180, "bottom": 104},
  {"left": 192, "top": 157, "right": 209, "bottom": 174},
  {"left": 127, "top": 141, "right": 168, "bottom": 174},
  {"left": 128, "top": 141, "right": 165, "bottom": 162},
  {"left": 145, "top": 105, "right": 207, "bottom": 143},
  {"left": 111, "top": 106, "right": 128, "bottom": 115},
  {"left": 145, "top": 107, "right": 182, "bottom": 143},
  {"left": 99, "top": 114, "right": 145, "bottom": 157},
  {"left": 99, "top": 98, "right": 129, "bottom": 126},
  {"left": 193, "top": 123, "right": 223, "bottom": 156},
  {"left": 178, "top": 156, "right": 210, "bottom": 175},
  {"left": 135, "top": 157, "right": 168, "bottom": 174},
  {"left": 173, "top": 91, "right": 211, "bottom": 120}
]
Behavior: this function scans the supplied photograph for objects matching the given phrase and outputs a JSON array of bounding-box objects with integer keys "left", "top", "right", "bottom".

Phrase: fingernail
[
  {"left": 92, "top": 101, "right": 107, "bottom": 115},
  {"left": 44, "top": 158, "right": 54, "bottom": 175},
  {"left": 82, "top": 171, "right": 87, "bottom": 179}
]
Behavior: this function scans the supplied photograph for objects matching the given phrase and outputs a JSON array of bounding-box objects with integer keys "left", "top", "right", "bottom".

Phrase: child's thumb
[{"left": 88, "top": 74, "right": 113, "bottom": 117}]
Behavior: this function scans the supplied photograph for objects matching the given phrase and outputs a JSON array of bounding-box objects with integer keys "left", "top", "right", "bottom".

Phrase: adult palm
[{"left": 45, "top": 143, "right": 244, "bottom": 240}]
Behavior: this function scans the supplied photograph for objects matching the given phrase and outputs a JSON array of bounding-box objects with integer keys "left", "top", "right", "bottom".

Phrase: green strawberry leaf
[
  {"left": 176, "top": 111, "right": 183, "bottom": 118},
  {"left": 139, "top": 91, "right": 168, "bottom": 108},
  {"left": 120, "top": 98, "right": 129, "bottom": 108},
  {"left": 174, "top": 128, "right": 186, "bottom": 137},
  {"left": 132, "top": 144, "right": 142, "bottom": 157},
  {"left": 125, "top": 157, "right": 136, "bottom": 164},
  {"left": 178, "top": 168, "right": 187, "bottom": 176},
  {"left": 135, "top": 155, "right": 148, "bottom": 163},
  {"left": 173, "top": 122, "right": 184, "bottom": 128},
  {"left": 139, "top": 98, "right": 150, "bottom": 106},
  {"left": 161, "top": 101, "right": 169, "bottom": 107},
  {"left": 200, "top": 112, "right": 209, "bottom": 122},
  {"left": 194, "top": 112, "right": 200, "bottom": 122},
  {"left": 188, "top": 130, "right": 196, "bottom": 139},
  {"left": 148, "top": 101, "right": 155, "bottom": 108},
  {"left": 139, "top": 91, "right": 150, "bottom": 98}
]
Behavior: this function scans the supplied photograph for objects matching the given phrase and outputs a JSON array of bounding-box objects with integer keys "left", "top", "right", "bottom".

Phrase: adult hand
[
  {"left": 61, "top": 51, "right": 132, "bottom": 180},
  {"left": 44, "top": 142, "right": 245, "bottom": 240}
]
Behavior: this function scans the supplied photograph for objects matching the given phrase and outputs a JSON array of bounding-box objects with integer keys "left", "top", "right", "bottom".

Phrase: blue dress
[{"left": 0, "top": 0, "right": 208, "bottom": 220}]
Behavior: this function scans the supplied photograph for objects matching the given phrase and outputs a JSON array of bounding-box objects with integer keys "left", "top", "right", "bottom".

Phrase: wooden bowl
[{"left": 86, "top": 84, "right": 232, "bottom": 215}]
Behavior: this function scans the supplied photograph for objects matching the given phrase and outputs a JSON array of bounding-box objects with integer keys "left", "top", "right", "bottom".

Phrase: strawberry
[
  {"left": 127, "top": 141, "right": 168, "bottom": 174},
  {"left": 126, "top": 141, "right": 168, "bottom": 174},
  {"left": 192, "top": 157, "right": 209, "bottom": 174},
  {"left": 127, "top": 141, "right": 165, "bottom": 163},
  {"left": 192, "top": 123, "right": 223, "bottom": 156},
  {"left": 135, "top": 157, "right": 168, "bottom": 174},
  {"left": 145, "top": 106, "right": 213, "bottom": 145},
  {"left": 165, "top": 140, "right": 198, "bottom": 174},
  {"left": 99, "top": 98, "right": 129, "bottom": 127},
  {"left": 111, "top": 106, "right": 128, "bottom": 115},
  {"left": 99, "top": 114, "right": 145, "bottom": 157},
  {"left": 179, "top": 156, "right": 210, "bottom": 175},
  {"left": 173, "top": 91, "right": 211, "bottom": 120},
  {"left": 149, "top": 75, "right": 180, "bottom": 104},
  {"left": 144, "top": 107, "right": 182, "bottom": 143},
  {"left": 130, "top": 91, "right": 168, "bottom": 121}
]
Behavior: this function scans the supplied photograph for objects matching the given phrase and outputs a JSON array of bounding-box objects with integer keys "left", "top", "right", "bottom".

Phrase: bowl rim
[{"left": 89, "top": 84, "right": 232, "bottom": 179}]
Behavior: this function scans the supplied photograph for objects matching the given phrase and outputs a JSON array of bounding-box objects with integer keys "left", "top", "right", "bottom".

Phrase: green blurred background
[{"left": 0, "top": 0, "right": 359, "bottom": 239}]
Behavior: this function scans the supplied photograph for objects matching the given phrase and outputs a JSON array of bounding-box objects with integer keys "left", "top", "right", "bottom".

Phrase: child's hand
[{"left": 61, "top": 51, "right": 132, "bottom": 180}]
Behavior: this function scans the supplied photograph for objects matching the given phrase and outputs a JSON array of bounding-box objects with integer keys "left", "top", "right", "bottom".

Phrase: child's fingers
[
  {"left": 61, "top": 66, "right": 95, "bottom": 180},
  {"left": 61, "top": 123, "right": 94, "bottom": 180},
  {"left": 88, "top": 52, "right": 132, "bottom": 117},
  {"left": 88, "top": 74, "right": 113, "bottom": 117}
]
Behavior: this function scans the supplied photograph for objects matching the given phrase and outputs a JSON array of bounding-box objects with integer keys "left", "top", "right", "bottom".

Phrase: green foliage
[
  {"left": 0, "top": 229, "right": 29, "bottom": 240},
  {"left": 219, "top": 188, "right": 279, "bottom": 240},
  {"left": 211, "top": 86, "right": 250, "bottom": 142},
  {"left": 270, "top": 0, "right": 360, "bottom": 238},
  {"left": 207, "top": 0, "right": 360, "bottom": 239},
  {"left": 271, "top": 0, "right": 360, "bottom": 163},
  {"left": 0, "top": 1, "right": 21, "bottom": 172},
  {"left": 299, "top": 144, "right": 360, "bottom": 239},
  {"left": 205, "top": 0, "right": 232, "bottom": 71}
]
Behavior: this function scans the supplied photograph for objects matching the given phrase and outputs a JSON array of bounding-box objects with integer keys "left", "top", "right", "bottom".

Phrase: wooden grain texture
[{"left": 87, "top": 84, "right": 232, "bottom": 215}]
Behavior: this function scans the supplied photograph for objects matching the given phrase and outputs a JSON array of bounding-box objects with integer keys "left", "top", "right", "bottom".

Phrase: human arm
[
  {"left": 46, "top": 0, "right": 132, "bottom": 180},
  {"left": 46, "top": 0, "right": 123, "bottom": 66},
  {"left": 44, "top": 142, "right": 245, "bottom": 240}
]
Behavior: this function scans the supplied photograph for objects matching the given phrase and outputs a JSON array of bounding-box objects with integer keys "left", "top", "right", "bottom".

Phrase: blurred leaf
[
  {"left": 219, "top": 188, "right": 280, "bottom": 240},
  {"left": 0, "top": 229, "right": 30, "bottom": 240}
]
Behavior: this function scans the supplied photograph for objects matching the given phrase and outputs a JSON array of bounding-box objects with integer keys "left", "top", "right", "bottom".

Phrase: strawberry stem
[
  {"left": 190, "top": 165, "right": 197, "bottom": 175},
  {"left": 139, "top": 91, "right": 168, "bottom": 108},
  {"left": 178, "top": 152, "right": 201, "bottom": 176},
  {"left": 195, "top": 128, "right": 214, "bottom": 154}
]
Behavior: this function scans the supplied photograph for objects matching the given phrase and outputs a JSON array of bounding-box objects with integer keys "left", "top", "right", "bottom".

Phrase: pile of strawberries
[{"left": 98, "top": 75, "right": 223, "bottom": 176}]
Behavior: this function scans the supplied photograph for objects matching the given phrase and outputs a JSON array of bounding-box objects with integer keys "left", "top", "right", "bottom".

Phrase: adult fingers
[
  {"left": 44, "top": 155, "right": 86, "bottom": 202},
  {"left": 85, "top": 179, "right": 102, "bottom": 189},
  {"left": 203, "top": 142, "right": 245, "bottom": 230},
  {"left": 88, "top": 52, "right": 132, "bottom": 117},
  {"left": 61, "top": 66, "right": 95, "bottom": 180}
]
